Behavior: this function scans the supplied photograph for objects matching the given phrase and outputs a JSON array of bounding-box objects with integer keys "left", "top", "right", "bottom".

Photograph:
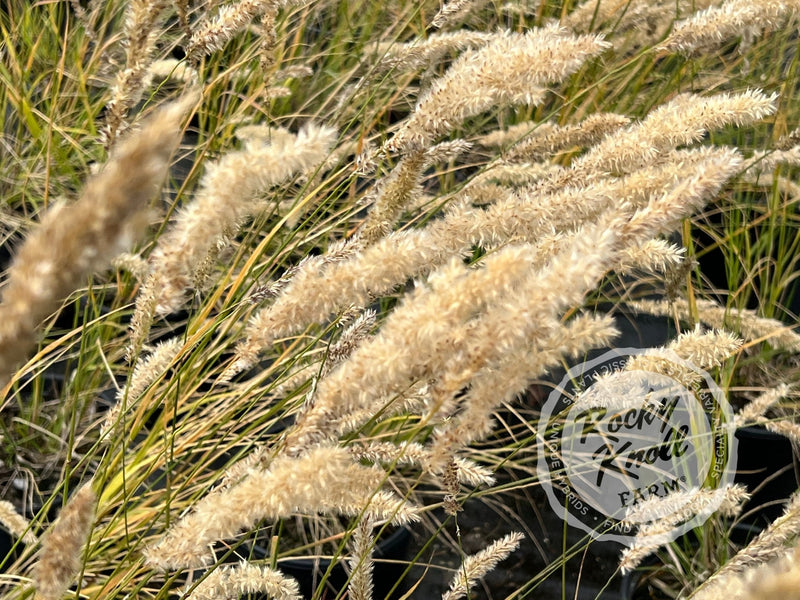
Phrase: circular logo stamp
[{"left": 537, "top": 347, "right": 736, "bottom": 544}]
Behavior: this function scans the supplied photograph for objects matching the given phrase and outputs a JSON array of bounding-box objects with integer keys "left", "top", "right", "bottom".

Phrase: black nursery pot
[
  {"left": 257, "top": 526, "right": 411, "bottom": 600},
  {"left": 0, "top": 520, "right": 31, "bottom": 574},
  {"left": 0, "top": 529, "right": 19, "bottom": 574},
  {"left": 734, "top": 425, "right": 799, "bottom": 526}
]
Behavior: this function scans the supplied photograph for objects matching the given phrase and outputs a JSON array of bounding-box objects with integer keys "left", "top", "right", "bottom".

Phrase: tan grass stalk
[
  {"left": 275, "top": 65, "right": 314, "bottom": 81},
  {"left": 777, "top": 126, "right": 800, "bottom": 151},
  {"left": 430, "top": 0, "right": 491, "bottom": 29},
  {"left": 175, "top": 0, "right": 191, "bottom": 38},
  {"left": 371, "top": 31, "right": 495, "bottom": 75},
  {"left": 0, "top": 501, "right": 37, "bottom": 545},
  {"left": 280, "top": 245, "right": 542, "bottom": 456},
  {"left": 508, "top": 148, "right": 739, "bottom": 252},
  {"left": 68, "top": 0, "right": 96, "bottom": 42},
  {"left": 628, "top": 298, "right": 800, "bottom": 352},
  {"left": 441, "top": 458, "right": 461, "bottom": 516},
  {"left": 449, "top": 457, "right": 496, "bottom": 487},
  {"left": 572, "top": 90, "right": 776, "bottom": 177},
  {"left": 144, "top": 446, "right": 417, "bottom": 570},
  {"left": 152, "top": 123, "right": 336, "bottom": 314},
  {"left": 739, "top": 543, "right": 800, "bottom": 600},
  {"left": 262, "top": 86, "right": 295, "bottom": 102},
  {"left": 624, "top": 485, "right": 748, "bottom": 527},
  {"left": 613, "top": 148, "right": 743, "bottom": 247},
  {"left": 349, "top": 441, "right": 430, "bottom": 469},
  {"left": 258, "top": 8, "right": 279, "bottom": 85},
  {"left": 186, "top": 0, "right": 288, "bottom": 61},
  {"left": 320, "top": 220, "right": 618, "bottom": 459},
  {"left": 101, "top": 0, "right": 171, "bottom": 147},
  {"left": 322, "top": 310, "right": 376, "bottom": 376},
  {"left": 349, "top": 441, "right": 496, "bottom": 486},
  {"left": 564, "top": 0, "right": 718, "bottom": 31},
  {"left": 477, "top": 121, "right": 554, "bottom": 149},
  {"left": 614, "top": 239, "right": 686, "bottom": 275},
  {"left": 736, "top": 384, "right": 792, "bottom": 424},
  {"left": 563, "top": 0, "right": 717, "bottom": 49},
  {"left": 347, "top": 516, "right": 375, "bottom": 600},
  {"left": 503, "top": 113, "right": 631, "bottom": 162},
  {"left": 129, "top": 124, "right": 336, "bottom": 359},
  {"left": 665, "top": 325, "right": 743, "bottom": 368},
  {"left": 32, "top": 483, "right": 97, "bottom": 600},
  {"left": 186, "top": 0, "right": 274, "bottom": 62},
  {"left": 623, "top": 326, "right": 742, "bottom": 389},
  {"left": 763, "top": 420, "right": 800, "bottom": 445},
  {"left": 689, "top": 541, "right": 800, "bottom": 600},
  {"left": 741, "top": 171, "right": 800, "bottom": 200},
  {"left": 0, "top": 95, "right": 194, "bottom": 386},
  {"left": 424, "top": 218, "right": 619, "bottom": 433},
  {"left": 185, "top": 561, "right": 301, "bottom": 600},
  {"left": 746, "top": 146, "right": 800, "bottom": 172},
  {"left": 145, "top": 59, "right": 200, "bottom": 86},
  {"left": 359, "top": 141, "right": 471, "bottom": 245},
  {"left": 111, "top": 252, "right": 150, "bottom": 282},
  {"left": 229, "top": 148, "right": 733, "bottom": 376},
  {"left": 358, "top": 150, "right": 426, "bottom": 246},
  {"left": 620, "top": 485, "right": 749, "bottom": 573},
  {"left": 466, "top": 164, "right": 557, "bottom": 188},
  {"left": 102, "top": 338, "right": 183, "bottom": 438},
  {"left": 563, "top": 0, "right": 642, "bottom": 31},
  {"left": 385, "top": 27, "right": 610, "bottom": 153},
  {"left": 424, "top": 139, "right": 474, "bottom": 164},
  {"left": 690, "top": 492, "right": 800, "bottom": 600},
  {"left": 659, "top": 0, "right": 800, "bottom": 55},
  {"left": 441, "top": 532, "right": 524, "bottom": 600},
  {"left": 428, "top": 313, "right": 619, "bottom": 469}
]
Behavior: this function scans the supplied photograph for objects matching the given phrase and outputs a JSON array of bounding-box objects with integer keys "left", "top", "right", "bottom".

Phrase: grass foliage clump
[{"left": 2, "top": 0, "right": 800, "bottom": 599}]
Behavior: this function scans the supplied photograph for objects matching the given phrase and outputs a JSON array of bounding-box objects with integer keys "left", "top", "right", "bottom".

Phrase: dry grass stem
[
  {"left": 187, "top": 0, "right": 288, "bottom": 61},
  {"left": 347, "top": 516, "right": 375, "bottom": 600},
  {"left": 349, "top": 442, "right": 496, "bottom": 486},
  {"left": 144, "top": 446, "right": 417, "bottom": 569},
  {"left": 441, "top": 532, "right": 524, "bottom": 600},
  {"left": 144, "top": 123, "right": 336, "bottom": 316},
  {"left": 428, "top": 313, "right": 619, "bottom": 469},
  {"left": 0, "top": 501, "right": 37, "bottom": 545},
  {"left": 0, "top": 95, "right": 194, "bottom": 385},
  {"left": 386, "top": 27, "right": 610, "bottom": 153},
  {"left": 614, "top": 239, "right": 686, "bottom": 275},
  {"left": 371, "top": 31, "right": 495, "bottom": 75},
  {"left": 620, "top": 485, "right": 749, "bottom": 573},
  {"left": 624, "top": 326, "right": 742, "bottom": 389},
  {"left": 430, "top": 0, "right": 491, "bottom": 29},
  {"left": 358, "top": 150, "right": 426, "bottom": 246},
  {"left": 690, "top": 492, "right": 800, "bottom": 599},
  {"left": 102, "top": 338, "right": 183, "bottom": 438},
  {"left": 735, "top": 384, "right": 792, "bottom": 425},
  {"left": 572, "top": 90, "right": 775, "bottom": 177},
  {"left": 503, "top": 113, "right": 631, "bottom": 162},
  {"left": 184, "top": 561, "right": 301, "bottom": 600},
  {"left": 666, "top": 326, "right": 743, "bottom": 368},
  {"left": 629, "top": 298, "right": 800, "bottom": 352},
  {"left": 231, "top": 149, "right": 729, "bottom": 376},
  {"left": 101, "top": 0, "right": 171, "bottom": 147},
  {"left": 659, "top": 0, "right": 800, "bottom": 55},
  {"left": 280, "top": 245, "right": 542, "bottom": 455},
  {"left": 32, "top": 483, "right": 97, "bottom": 600},
  {"left": 129, "top": 124, "right": 336, "bottom": 361}
]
